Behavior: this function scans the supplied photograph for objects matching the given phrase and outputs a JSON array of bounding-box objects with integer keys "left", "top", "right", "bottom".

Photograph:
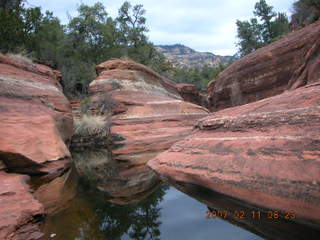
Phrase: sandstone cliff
[
  {"left": 88, "top": 59, "right": 208, "bottom": 166},
  {"left": 208, "top": 20, "right": 320, "bottom": 111},
  {"left": 148, "top": 83, "right": 320, "bottom": 226},
  {"left": 0, "top": 55, "right": 73, "bottom": 239}
]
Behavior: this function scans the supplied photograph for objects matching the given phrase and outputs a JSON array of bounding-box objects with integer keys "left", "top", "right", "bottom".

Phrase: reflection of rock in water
[
  {"left": 39, "top": 183, "right": 167, "bottom": 240},
  {"left": 73, "top": 149, "right": 160, "bottom": 205},
  {"left": 167, "top": 179, "right": 320, "bottom": 240},
  {"left": 34, "top": 167, "right": 78, "bottom": 215}
]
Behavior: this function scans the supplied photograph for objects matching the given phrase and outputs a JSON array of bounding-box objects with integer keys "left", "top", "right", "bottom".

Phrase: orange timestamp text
[{"left": 205, "top": 209, "right": 296, "bottom": 220}]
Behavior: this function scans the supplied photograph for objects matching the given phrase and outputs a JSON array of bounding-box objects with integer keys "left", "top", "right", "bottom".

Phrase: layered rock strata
[
  {"left": 88, "top": 59, "right": 208, "bottom": 165},
  {"left": 208, "top": 20, "right": 320, "bottom": 111},
  {"left": 0, "top": 55, "right": 73, "bottom": 239},
  {"left": 148, "top": 83, "right": 320, "bottom": 226}
]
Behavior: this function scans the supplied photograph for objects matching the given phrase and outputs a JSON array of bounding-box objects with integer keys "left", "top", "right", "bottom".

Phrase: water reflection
[
  {"left": 166, "top": 180, "right": 320, "bottom": 240},
  {"left": 72, "top": 149, "right": 160, "bottom": 204},
  {"left": 40, "top": 182, "right": 167, "bottom": 240},
  {"left": 38, "top": 149, "right": 319, "bottom": 240}
]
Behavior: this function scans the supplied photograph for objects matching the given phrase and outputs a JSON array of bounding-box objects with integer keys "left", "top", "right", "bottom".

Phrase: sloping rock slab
[
  {"left": 89, "top": 59, "right": 208, "bottom": 165},
  {"left": 148, "top": 84, "right": 320, "bottom": 225},
  {"left": 208, "top": 21, "right": 320, "bottom": 111}
]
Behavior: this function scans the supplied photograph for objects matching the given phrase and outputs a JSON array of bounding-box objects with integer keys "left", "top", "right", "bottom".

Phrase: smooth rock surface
[
  {"left": 0, "top": 55, "right": 73, "bottom": 239},
  {"left": 0, "top": 55, "right": 73, "bottom": 175},
  {"left": 148, "top": 84, "right": 320, "bottom": 225},
  {"left": 208, "top": 21, "right": 320, "bottom": 111},
  {"left": 89, "top": 59, "right": 208, "bottom": 165}
]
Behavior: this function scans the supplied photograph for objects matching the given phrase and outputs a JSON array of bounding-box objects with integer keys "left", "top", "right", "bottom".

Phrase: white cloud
[{"left": 28, "top": 0, "right": 294, "bottom": 56}]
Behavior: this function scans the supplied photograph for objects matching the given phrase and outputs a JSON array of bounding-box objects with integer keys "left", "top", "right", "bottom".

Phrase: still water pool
[
  {"left": 37, "top": 149, "right": 319, "bottom": 240},
  {"left": 39, "top": 182, "right": 263, "bottom": 240}
]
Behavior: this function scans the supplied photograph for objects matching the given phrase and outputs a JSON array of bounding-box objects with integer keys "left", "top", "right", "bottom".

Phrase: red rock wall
[
  {"left": 208, "top": 20, "right": 320, "bottom": 111},
  {"left": 88, "top": 59, "right": 208, "bottom": 166},
  {"left": 148, "top": 83, "right": 320, "bottom": 225},
  {"left": 0, "top": 55, "right": 73, "bottom": 239},
  {"left": 175, "top": 83, "right": 207, "bottom": 107}
]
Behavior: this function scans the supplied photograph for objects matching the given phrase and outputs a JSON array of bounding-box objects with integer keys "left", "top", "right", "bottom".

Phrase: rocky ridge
[{"left": 156, "top": 44, "right": 234, "bottom": 69}]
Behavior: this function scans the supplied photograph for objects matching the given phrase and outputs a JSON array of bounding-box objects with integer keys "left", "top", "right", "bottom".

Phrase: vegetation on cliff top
[
  {"left": 236, "top": 0, "right": 319, "bottom": 57},
  {"left": 0, "top": 0, "right": 317, "bottom": 95},
  {"left": 0, "top": 0, "right": 172, "bottom": 96}
]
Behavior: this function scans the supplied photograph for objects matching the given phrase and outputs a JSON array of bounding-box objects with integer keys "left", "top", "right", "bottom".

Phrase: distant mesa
[{"left": 155, "top": 44, "right": 235, "bottom": 69}]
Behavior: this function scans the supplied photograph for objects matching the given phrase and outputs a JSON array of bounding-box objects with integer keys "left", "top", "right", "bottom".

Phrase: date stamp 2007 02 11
[{"left": 205, "top": 210, "right": 296, "bottom": 220}]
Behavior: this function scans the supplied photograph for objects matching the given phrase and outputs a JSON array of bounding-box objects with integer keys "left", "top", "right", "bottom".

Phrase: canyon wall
[{"left": 208, "top": 20, "right": 320, "bottom": 111}]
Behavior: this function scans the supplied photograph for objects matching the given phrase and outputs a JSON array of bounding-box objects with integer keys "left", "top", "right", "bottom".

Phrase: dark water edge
[{"left": 38, "top": 180, "right": 263, "bottom": 240}]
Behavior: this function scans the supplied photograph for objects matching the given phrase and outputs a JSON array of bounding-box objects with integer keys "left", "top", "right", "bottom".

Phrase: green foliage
[
  {"left": 236, "top": 0, "right": 289, "bottom": 57},
  {"left": 0, "top": 0, "right": 41, "bottom": 53},
  {"left": 0, "top": 1, "right": 170, "bottom": 97},
  {"left": 169, "top": 64, "right": 227, "bottom": 90}
]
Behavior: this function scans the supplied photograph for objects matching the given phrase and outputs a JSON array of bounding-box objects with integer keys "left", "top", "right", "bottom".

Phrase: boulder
[
  {"left": 0, "top": 55, "right": 73, "bottom": 175},
  {"left": 0, "top": 55, "right": 73, "bottom": 239},
  {"left": 148, "top": 83, "right": 320, "bottom": 225},
  {"left": 88, "top": 59, "right": 208, "bottom": 165},
  {"left": 208, "top": 20, "right": 320, "bottom": 111}
]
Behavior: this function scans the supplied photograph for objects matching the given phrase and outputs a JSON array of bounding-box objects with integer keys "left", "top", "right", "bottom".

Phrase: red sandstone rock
[
  {"left": 0, "top": 55, "right": 73, "bottom": 239},
  {"left": 148, "top": 83, "right": 320, "bottom": 224},
  {"left": 0, "top": 171, "right": 44, "bottom": 240},
  {"left": 208, "top": 21, "right": 320, "bottom": 111},
  {"left": 0, "top": 55, "right": 73, "bottom": 175},
  {"left": 176, "top": 83, "right": 207, "bottom": 106},
  {"left": 89, "top": 59, "right": 208, "bottom": 164}
]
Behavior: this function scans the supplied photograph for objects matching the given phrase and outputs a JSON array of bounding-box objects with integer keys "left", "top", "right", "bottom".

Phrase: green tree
[
  {"left": 0, "top": 1, "right": 173, "bottom": 96},
  {"left": 32, "top": 11, "right": 65, "bottom": 67},
  {"left": 236, "top": 18, "right": 263, "bottom": 56},
  {"left": 253, "top": 0, "right": 276, "bottom": 42},
  {"left": 67, "top": 2, "right": 119, "bottom": 64},
  {"left": 236, "top": 0, "right": 289, "bottom": 57},
  {"left": 116, "top": 1, "right": 148, "bottom": 51},
  {"left": 0, "top": 0, "right": 45, "bottom": 53}
]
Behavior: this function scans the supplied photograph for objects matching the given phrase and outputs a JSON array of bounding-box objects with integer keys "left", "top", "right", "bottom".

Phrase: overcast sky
[{"left": 27, "top": 0, "right": 295, "bottom": 56}]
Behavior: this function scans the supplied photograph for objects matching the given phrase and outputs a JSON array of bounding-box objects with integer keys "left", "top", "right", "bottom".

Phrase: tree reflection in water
[{"left": 40, "top": 148, "right": 168, "bottom": 240}]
